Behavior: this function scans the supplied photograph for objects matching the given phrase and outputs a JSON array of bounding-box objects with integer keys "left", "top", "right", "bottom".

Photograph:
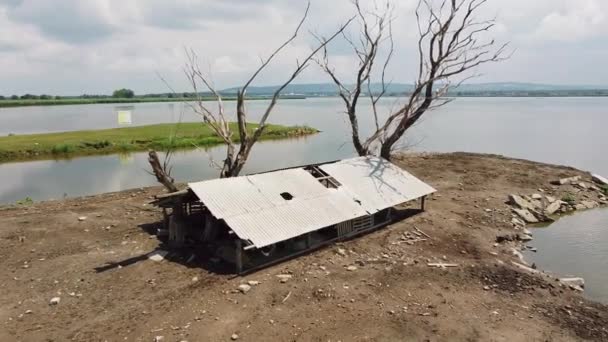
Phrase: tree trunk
[{"left": 148, "top": 150, "right": 178, "bottom": 192}]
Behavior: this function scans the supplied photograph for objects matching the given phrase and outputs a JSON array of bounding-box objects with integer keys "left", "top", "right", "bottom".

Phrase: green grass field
[{"left": 0, "top": 122, "right": 318, "bottom": 163}]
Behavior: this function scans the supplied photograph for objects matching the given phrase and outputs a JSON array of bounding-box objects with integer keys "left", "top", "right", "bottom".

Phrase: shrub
[
  {"left": 561, "top": 193, "right": 576, "bottom": 204},
  {"left": 51, "top": 144, "right": 75, "bottom": 154},
  {"left": 16, "top": 197, "right": 33, "bottom": 205}
]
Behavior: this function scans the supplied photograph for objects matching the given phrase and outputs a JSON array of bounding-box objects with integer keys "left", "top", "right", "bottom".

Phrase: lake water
[
  {"left": 524, "top": 209, "right": 608, "bottom": 303},
  {"left": 1, "top": 97, "right": 608, "bottom": 302}
]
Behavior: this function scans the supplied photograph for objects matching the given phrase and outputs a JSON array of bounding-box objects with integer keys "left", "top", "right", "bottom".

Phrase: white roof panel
[
  {"left": 188, "top": 156, "right": 435, "bottom": 248},
  {"left": 319, "top": 156, "right": 436, "bottom": 213},
  {"left": 224, "top": 189, "right": 367, "bottom": 248}
]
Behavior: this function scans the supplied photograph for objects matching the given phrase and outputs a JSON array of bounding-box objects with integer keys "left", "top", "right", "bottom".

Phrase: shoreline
[
  {"left": 1, "top": 152, "right": 607, "bottom": 341},
  {"left": 0, "top": 95, "right": 307, "bottom": 108},
  {"left": 0, "top": 122, "right": 318, "bottom": 164}
]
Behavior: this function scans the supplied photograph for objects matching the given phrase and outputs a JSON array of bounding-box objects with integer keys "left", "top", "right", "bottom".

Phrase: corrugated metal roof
[
  {"left": 188, "top": 156, "right": 435, "bottom": 248},
  {"left": 319, "top": 156, "right": 437, "bottom": 214}
]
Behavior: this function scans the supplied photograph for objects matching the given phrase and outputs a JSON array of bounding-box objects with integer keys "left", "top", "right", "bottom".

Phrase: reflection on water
[{"left": 524, "top": 208, "right": 608, "bottom": 303}]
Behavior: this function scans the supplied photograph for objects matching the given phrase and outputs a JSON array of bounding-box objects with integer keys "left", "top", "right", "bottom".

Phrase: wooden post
[
  {"left": 235, "top": 239, "right": 243, "bottom": 274},
  {"left": 421, "top": 196, "right": 427, "bottom": 211}
]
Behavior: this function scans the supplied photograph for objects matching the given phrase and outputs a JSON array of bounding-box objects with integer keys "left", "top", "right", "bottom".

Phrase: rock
[
  {"left": 544, "top": 201, "right": 561, "bottom": 215},
  {"left": 247, "top": 280, "right": 260, "bottom": 286},
  {"left": 512, "top": 208, "right": 539, "bottom": 223},
  {"left": 154, "top": 337, "right": 164, "bottom": 342},
  {"left": 276, "top": 274, "right": 292, "bottom": 283},
  {"left": 574, "top": 204, "right": 586, "bottom": 210},
  {"left": 518, "top": 234, "right": 533, "bottom": 242},
  {"left": 49, "top": 297, "right": 60, "bottom": 305},
  {"left": 238, "top": 284, "right": 252, "bottom": 293},
  {"left": 336, "top": 248, "right": 347, "bottom": 256},
  {"left": 511, "top": 217, "right": 525, "bottom": 227},
  {"left": 545, "top": 196, "right": 557, "bottom": 203},
  {"left": 508, "top": 195, "right": 537, "bottom": 211},
  {"left": 511, "top": 261, "right": 540, "bottom": 274},
  {"left": 575, "top": 182, "right": 588, "bottom": 190},
  {"left": 78, "top": 216, "right": 87, "bottom": 221},
  {"left": 552, "top": 176, "right": 581, "bottom": 185},
  {"left": 581, "top": 200, "right": 599, "bottom": 209},
  {"left": 147, "top": 250, "right": 168, "bottom": 262},
  {"left": 483, "top": 286, "right": 491, "bottom": 291},
  {"left": 560, "top": 277, "right": 585, "bottom": 291},
  {"left": 529, "top": 208, "right": 554, "bottom": 223},
  {"left": 592, "top": 174, "right": 608, "bottom": 186},
  {"left": 496, "top": 234, "right": 516, "bottom": 243},
  {"left": 346, "top": 265, "right": 358, "bottom": 271},
  {"left": 510, "top": 248, "right": 525, "bottom": 262},
  {"left": 231, "top": 333, "right": 239, "bottom": 340},
  {"left": 531, "top": 194, "right": 543, "bottom": 200}
]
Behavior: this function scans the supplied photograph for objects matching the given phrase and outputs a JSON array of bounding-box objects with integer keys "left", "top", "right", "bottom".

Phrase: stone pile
[{"left": 508, "top": 174, "right": 607, "bottom": 225}]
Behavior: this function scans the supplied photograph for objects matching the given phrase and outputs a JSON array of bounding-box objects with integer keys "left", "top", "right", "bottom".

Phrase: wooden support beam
[
  {"left": 421, "top": 196, "right": 427, "bottom": 211},
  {"left": 235, "top": 239, "right": 243, "bottom": 274}
]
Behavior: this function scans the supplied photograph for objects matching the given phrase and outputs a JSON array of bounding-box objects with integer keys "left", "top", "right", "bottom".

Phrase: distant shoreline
[{"left": 0, "top": 95, "right": 307, "bottom": 108}]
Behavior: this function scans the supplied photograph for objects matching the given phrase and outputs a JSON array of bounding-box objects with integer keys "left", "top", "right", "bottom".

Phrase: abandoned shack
[{"left": 152, "top": 156, "right": 436, "bottom": 274}]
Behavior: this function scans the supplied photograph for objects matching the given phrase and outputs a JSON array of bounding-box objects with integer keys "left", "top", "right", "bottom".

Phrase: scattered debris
[
  {"left": 231, "top": 333, "right": 239, "bottom": 340},
  {"left": 414, "top": 227, "right": 432, "bottom": 239},
  {"left": 276, "top": 274, "right": 292, "bottom": 283},
  {"left": 282, "top": 291, "right": 292, "bottom": 303},
  {"left": 148, "top": 250, "right": 169, "bottom": 262},
  {"left": 78, "top": 216, "right": 87, "bottom": 221},
  {"left": 49, "top": 297, "right": 60, "bottom": 305},
  {"left": 346, "top": 265, "right": 358, "bottom": 271},
  {"left": 427, "top": 263, "right": 459, "bottom": 268},
  {"left": 238, "top": 284, "right": 252, "bottom": 294}
]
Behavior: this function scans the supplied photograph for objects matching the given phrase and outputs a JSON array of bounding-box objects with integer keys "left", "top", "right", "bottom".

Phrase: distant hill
[{"left": 221, "top": 82, "right": 608, "bottom": 97}]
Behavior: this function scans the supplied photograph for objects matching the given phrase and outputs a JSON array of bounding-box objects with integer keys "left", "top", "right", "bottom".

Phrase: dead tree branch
[
  {"left": 319, "top": 0, "right": 508, "bottom": 160},
  {"left": 147, "top": 1, "right": 353, "bottom": 182}
]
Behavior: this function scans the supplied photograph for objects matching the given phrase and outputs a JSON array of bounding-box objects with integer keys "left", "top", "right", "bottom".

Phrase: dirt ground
[{"left": 1, "top": 152, "right": 607, "bottom": 342}]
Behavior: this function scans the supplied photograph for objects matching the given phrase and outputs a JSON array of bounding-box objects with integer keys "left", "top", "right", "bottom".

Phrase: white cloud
[
  {"left": 0, "top": 0, "right": 607, "bottom": 95},
  {"left": 533, "top": 0, "right": 607, "bottom": 42}
]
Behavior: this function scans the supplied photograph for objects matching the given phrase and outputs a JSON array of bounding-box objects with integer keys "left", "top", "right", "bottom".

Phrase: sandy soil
[{"left": 1, "top": 152, "right": 607, "bottom": 342}]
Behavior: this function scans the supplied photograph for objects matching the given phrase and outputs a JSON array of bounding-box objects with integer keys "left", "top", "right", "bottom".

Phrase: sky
[{"left": 0, "top": 0, "right": 607, "bottom": 95}]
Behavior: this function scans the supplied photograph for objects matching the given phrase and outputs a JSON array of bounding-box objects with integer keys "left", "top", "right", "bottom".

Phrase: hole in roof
[{"left": 280, "top": 192, "right": 294, "bottom": 200}]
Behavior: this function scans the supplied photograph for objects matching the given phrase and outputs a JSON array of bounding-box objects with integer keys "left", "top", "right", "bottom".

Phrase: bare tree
[
  {"left": 148, "top": 2, "right": 353, "bottom": 190},
  {"left": 318, "top": 0, "right": 509, "bottom": 160}
]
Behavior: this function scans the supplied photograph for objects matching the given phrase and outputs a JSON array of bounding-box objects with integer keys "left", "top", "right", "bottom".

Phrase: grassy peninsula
[{"left": 0, "top": 123, "right": 318, "bottom": 163}]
